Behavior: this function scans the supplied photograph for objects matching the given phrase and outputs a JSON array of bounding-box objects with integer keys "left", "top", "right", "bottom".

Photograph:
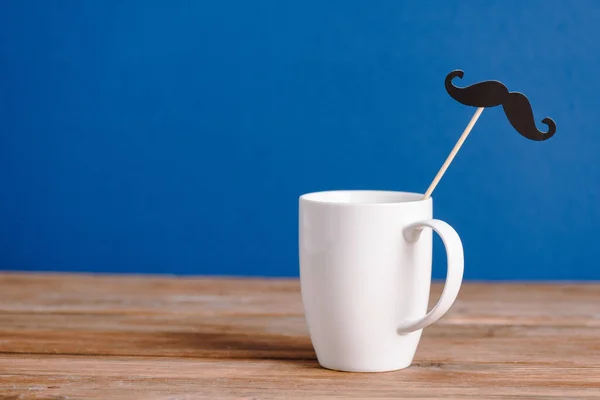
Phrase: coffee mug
[{"left": 299, "top": 190, "right": 463, "bottom": 372}]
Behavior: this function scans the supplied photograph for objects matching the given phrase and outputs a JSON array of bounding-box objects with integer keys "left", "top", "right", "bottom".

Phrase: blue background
[{"left": 0, "top": 0, "right": 596, "bottom": 279}]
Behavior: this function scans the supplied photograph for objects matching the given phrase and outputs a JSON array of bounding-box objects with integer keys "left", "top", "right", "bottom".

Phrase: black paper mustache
[{"left": 445, "top": 70, "right": 556, "bottom": 141}]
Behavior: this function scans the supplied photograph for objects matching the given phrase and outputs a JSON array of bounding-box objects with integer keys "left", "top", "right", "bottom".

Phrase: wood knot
[{"left": 414, "top": 361, "right": 444, "bottom": 368}]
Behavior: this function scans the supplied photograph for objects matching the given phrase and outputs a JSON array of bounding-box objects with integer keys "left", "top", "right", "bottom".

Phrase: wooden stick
[{"left": 423, "top": 107, "right": 484, "bottom": 199}]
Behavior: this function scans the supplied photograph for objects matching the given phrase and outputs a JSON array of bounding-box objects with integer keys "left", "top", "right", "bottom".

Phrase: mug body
[{"left": 299, "top": 190, "right": 433, "bottom": 372}]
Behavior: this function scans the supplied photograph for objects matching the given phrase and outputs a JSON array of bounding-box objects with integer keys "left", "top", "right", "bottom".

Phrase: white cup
[{"left": 299, "top": 190, "right": 464, "bottom": 372}]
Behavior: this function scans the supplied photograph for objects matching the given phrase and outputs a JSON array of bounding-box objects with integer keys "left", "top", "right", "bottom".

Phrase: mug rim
[{"left": 299, "top": 190, "right": 432, "bottom": 206}]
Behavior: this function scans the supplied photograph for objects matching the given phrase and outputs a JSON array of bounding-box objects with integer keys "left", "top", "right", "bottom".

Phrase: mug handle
[{"left": 397, "top": 219, "right": 464, "bottom": 334}]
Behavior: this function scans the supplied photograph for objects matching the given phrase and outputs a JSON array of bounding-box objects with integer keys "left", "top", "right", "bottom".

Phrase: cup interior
[{"left": 300, "top": 190, "right": 427, "bottom": 205}]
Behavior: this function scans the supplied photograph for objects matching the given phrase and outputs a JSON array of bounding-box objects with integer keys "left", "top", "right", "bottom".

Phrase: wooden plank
[
  {"left": 2, "top": 273, "right": 599, "bottom": 322},
  {"left": 0, "top": 316, "right": 599, "bottom": 366},
  {"left": 1, "top": 355, "right": 600, "bottom": 399},
  {"left": 0, "top": 272, "right": 304, "bottom": 315},
  {"left": 0, "top": 273, "right": 599, "bottom": 398}
]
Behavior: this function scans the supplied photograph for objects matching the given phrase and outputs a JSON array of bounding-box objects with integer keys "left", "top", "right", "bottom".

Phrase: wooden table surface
[{"left": 0, "top": 273, "right": 599, "bottom": 399}]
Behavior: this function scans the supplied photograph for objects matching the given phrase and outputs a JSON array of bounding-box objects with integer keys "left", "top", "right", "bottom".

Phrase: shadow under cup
[{"left": 298, "top": 190, "right": 464, "bottom": 372}]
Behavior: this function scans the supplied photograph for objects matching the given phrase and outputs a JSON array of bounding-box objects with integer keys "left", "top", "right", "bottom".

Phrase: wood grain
[{"left": 0, "top": 272, "right": 599, "bottom": 399}]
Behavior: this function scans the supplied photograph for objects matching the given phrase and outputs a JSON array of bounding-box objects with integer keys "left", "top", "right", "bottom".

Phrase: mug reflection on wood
[{"left": 299, "top": 190, "right": 464, "bottom": 372}]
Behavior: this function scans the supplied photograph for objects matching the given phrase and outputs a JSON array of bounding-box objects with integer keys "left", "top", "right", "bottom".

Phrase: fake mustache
[{"left": 445, "top": 70, "right": 556, "bottom": 141}]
